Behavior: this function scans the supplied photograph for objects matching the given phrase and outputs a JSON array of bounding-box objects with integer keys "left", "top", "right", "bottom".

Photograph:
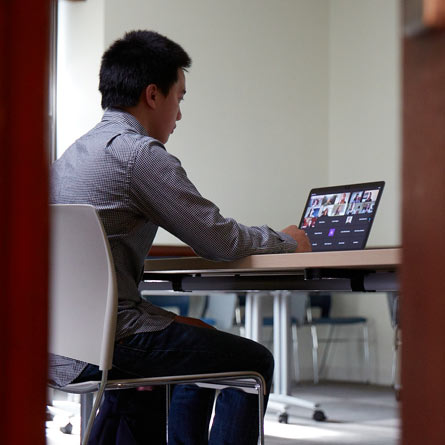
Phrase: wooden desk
[
  {"left": 144, "top": 248, "right": 400, "bottom": 292},
  {"left": 143, "top": 248, "right": 401, "bottom": 421}
]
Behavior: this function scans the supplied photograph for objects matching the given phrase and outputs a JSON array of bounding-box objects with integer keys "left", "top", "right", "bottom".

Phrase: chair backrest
[
  {"left": 203, "top": 293, "right": 237, "bottom": 330},
  {"left": 289, "top": 292, "right": 309, "bottom": 326},
  {"left": 49, "top": 204, "right": 117, "bottom": 370},
  {"left": 142, "top": 293, "right": 190, "bottom": 316}
]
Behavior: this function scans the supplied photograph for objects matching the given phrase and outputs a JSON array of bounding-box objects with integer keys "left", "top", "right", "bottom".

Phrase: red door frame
[
  {"left": 0, "top": 2, "right": 50, "bottom": 444},
  {"left": 401, "top": 28, "right": 445, "bottom": 444}
]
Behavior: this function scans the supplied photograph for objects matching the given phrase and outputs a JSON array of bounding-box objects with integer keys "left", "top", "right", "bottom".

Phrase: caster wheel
[
  {"left": 60, "top": 422, "right": 73, "bottom": 434},
  {"left": 278, "top": 412, "right": 289, "bottom": 424},
  {"left": 313, "top": 410, "right": 326, "bottom": 422}
]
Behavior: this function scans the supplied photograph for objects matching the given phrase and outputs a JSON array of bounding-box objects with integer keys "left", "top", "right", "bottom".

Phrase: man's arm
[{"left": 131, "top": 142, "right": 307, "bottom": 260}]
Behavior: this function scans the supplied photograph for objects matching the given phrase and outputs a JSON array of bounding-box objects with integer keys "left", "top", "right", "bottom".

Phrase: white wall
[
  {"left": 328, "top": 0, "right": 401, "bottom": 248},
  {"left": 320, "top": 0, "right": 400, "bottom": 385},
  {"left": 104, "top": 0, "right": 330, "bottom": 243},
  {"left": 56, "top": 0, "right": 401, "bottom": 385},
  {"left": 56, "top": 0, "right": 104, "bottom": 156}
]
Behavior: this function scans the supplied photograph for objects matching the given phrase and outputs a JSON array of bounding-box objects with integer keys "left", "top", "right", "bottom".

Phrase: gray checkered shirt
[{"left": 49, "top": 108, "right": 297, "bottom": 387}]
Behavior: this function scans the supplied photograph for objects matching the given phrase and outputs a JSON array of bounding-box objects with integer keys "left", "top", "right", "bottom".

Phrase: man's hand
[
  {"left": 174, "top": 315, "right": 216, "bottom": 329},
  {"left": 281, "top": 225, "right": 312, "bottom": 253}
]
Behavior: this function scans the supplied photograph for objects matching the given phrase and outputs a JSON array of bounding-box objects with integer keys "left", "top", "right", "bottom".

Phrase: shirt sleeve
[{"left": 129, "top": 140, "right": 297, "bottom": 261}]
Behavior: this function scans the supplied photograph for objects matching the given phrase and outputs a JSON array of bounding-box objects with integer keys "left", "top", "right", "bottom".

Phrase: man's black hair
[{"left": 99, "top": 30, "right": 191, "bottom": 109}]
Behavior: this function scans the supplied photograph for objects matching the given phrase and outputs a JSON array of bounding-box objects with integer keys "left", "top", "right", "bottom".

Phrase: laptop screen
[{"left": 298, "top": 181, "right": 385, "bottom": 251}]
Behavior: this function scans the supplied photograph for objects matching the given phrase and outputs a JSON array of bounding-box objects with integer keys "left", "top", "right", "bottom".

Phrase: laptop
[{"left": 298, "top": 181, "right": 385, "bottom": 252}]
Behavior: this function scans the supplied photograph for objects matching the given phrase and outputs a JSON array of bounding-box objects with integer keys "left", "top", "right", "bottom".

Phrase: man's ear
[{"left": 144, "top": 84, "right": 159, "bottom": 109}]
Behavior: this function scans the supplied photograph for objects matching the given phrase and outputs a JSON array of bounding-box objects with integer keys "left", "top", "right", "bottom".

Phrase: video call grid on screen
[{"left": 299, "top": 181, "right": 385, "bottom": 252}]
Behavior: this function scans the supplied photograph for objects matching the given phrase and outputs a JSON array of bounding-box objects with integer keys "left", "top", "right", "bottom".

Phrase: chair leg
[
  {"left": 82, "top": 374, "right": 108, "bottom": 445},
  {"left": 291, "top": 323, "right": 300, "bottom": 383},
  {"left": 392, "top": 326, "right": 402, "bottom": 392},
  {"left": 319, "top": 325, "right": 335, "bottom": 378},
  {"left": 310, "top": 324, "right": 319, "bottom": 384},
  {"left": 255, "top": 378, "right": 265, "bottom": 445},
  {"left": 363, "top": 323, "right": 370, "bottom": 383},
  {"left": 80, "top": 393, "right": 94, "bottom": 443},
  {"left": 165, "top": 384, "right": 171, "bottom": 443},
  {"left": 391, "top": 328, "right": 397, "bottom": 385}
]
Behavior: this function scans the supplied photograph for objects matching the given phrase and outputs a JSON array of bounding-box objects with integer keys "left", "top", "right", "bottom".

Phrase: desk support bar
[
  {"left": 143, "top": 274, "right": 353, "bottom": 292},
  {"left": 142, "top": 271, "right": 398, "bottom": 293}
]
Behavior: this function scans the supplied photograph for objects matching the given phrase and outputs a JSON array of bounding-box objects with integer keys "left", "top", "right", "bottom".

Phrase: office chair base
[
  {"left": 275, "top": 408, "right": 326, "bottom": 424},
  {"left": 313, "top": 410, "right": 327, "bottom": 421},
  {"left": 278, "top": 412, "right": 289, "bottom": 423}
]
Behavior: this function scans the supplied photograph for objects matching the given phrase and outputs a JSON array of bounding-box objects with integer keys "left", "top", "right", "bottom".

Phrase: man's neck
[{"left": 121, "top": 103, "right": 151, "bottom": 135}]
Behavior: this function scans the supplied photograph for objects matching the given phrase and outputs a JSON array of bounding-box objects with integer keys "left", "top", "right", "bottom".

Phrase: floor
[
  {"left": 46, "top": 382, "right": 400, "bottom": 445},
  {"left": 264, "top": 382, "right": 400, "bottom": 445}
]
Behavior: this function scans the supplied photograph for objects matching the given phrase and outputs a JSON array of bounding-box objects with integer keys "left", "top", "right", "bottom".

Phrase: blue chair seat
[
  {"left": 262, "top": 317, "right": 299, "bottom": 327},
  {"left": 311, "top": 317, "right": 367, "bottom": 325},
  {"left": 200, "top": 317, "right": 216, "bottom": 326},
  {"left": 262, "top": 316, "right": 366, "bottom": 327},
  {"left": 142, "top": 294, "right": 189, "bottom": 316}
]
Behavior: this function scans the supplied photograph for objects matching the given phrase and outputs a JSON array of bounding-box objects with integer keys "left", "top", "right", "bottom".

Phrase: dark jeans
[{"left": 75, "top": 321, "right": 274, "bottom": 445}]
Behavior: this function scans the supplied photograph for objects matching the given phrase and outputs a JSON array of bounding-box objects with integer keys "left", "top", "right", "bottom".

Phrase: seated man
[{"left": 49, "top": 30, "right": 311, "bottom": 445}]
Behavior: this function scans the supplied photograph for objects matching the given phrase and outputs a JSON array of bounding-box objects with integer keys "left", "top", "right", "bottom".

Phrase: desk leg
[
  {"left": 273, "top": 292, "right": 281, "bottom": 395},
  {"left": 271, "top": 290, "right": 291, "bottom": 396},
  {"left": 245, "top": 293, "right": 253, "bottom": 339},
  {"left": 245, "top": 292, "right": 263, "bottom": 342},
  {"left": 269, "top": 290, "right": 327, "bottom": 423},
  {"left": 252, "top": 294, "right": 262, "bottom": 343},
  {"left": 279, "top": 291, "right": 291, "bottom": 396},
  {"left": 247, "top": 291, "right": 327, "bottom": 422}
]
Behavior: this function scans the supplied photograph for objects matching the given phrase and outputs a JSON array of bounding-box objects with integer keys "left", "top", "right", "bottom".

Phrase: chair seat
[
  {"left": 53, "top": 381, "right": 101, "bottom": 394},
  {"left": 311, "top": 317, "right": 367, "bottom": 325},
  {"left": 262, "top": 317, "right": 299, "bottom": 327},
  {"left": 262, "top": 316, "right": 366, "bottom": 327},
  {"left": 52, "top": 371, "right": 265, "bottom": 396},
  {"left": 256, "top": 292, "right": 369, "bottom": 386}
]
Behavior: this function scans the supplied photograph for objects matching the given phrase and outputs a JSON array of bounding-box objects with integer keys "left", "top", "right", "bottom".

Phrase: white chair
[{"left": 49, "top": 204, "right": 266, "bottom": 445}]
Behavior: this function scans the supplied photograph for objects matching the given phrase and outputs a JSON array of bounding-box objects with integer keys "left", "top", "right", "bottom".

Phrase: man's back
[{"left": 51, "top": 109, "right": 159, "bottom": 303}]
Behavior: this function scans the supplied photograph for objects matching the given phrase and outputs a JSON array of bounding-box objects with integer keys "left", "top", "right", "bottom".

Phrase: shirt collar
[{"left": 102, "top": 108, "right": 149, "bottom": 137}]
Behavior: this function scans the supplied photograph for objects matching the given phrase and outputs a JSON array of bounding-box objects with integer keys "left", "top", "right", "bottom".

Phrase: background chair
[
  {"left": 142, "top": 292, "right": 239, "bottom": 333},
  {"left": 306, "top": 292, "right": 370, "bottom": 384},
  {"left": 200, "top": 293, "right": 239, "bottom": 332},
  {"left": 49, "top": 204, "right": 266, "bottom": 444},
  {"left": 262, "top": 292, "right": 370, "bottom": 384},
  {"left": 142, "top": 293, "right": 190, "bottom": 316}
]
